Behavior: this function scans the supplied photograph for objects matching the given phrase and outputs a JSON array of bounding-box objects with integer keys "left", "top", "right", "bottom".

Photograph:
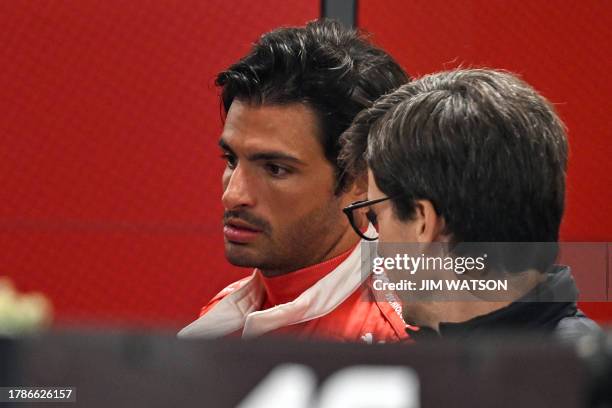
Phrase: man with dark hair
[
  {"left": 179, "top": 20, "right": 411, "bottom": 341},
  {"left": 340, "top": 68, "right": 599, "bottom": 341}
]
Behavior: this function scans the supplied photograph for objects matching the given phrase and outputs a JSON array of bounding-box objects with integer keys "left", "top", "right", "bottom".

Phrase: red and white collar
[{"left": 178, "top": 225, "right": 376, "bottom": 339}]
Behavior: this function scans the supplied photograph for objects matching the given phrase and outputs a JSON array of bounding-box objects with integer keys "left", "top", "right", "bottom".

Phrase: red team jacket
[{"left": 178, "top": 241, "right": 412, "bottom": 343}]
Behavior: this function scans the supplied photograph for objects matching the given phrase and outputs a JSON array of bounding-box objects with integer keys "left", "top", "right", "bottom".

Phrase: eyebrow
[
  {"left": 218, "top": 138, "right": 235, "bottom": 155},
  {"left": 218, "top": 138, "right": 305, "bottom": 165}
]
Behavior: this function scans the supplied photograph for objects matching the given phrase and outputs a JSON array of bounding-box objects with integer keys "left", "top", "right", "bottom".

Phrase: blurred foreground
[{"left": 1, "top": 329, "right": 611, "bottom": 408}]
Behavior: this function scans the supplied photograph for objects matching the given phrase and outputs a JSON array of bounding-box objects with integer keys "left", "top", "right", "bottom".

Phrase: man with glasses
[
  {"left": 340, "top": 68, "right": 599, "bottom": 341},
  {"left": 178, "top": 20, "right": 411, "bottom": 342}
]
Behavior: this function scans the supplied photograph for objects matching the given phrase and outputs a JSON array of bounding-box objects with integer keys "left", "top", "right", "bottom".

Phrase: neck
[
  {"left": 405, "top": 269, "right": 544, "bottom": 331},
  {"left": 411, "top": 301, "right": 513, "bottom": 332},
  {"left": 314, "top": 225, "right": 362, "bottom": 266}
]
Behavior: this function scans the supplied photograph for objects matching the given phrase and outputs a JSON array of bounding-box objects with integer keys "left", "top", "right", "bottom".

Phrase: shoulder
[
  {"left": 199, "top": 276, "right": 253, "bottom": 317},
  {"left": 555, "top": 308, "right": 602, "bottom": 343},
  {"left": 329, "top": 282, "right": 411, "bottom": 343}
]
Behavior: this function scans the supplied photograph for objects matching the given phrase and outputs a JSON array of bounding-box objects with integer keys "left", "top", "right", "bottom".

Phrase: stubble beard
[{"left": 224, "top": 200, "right": 346, "bottom": 276}]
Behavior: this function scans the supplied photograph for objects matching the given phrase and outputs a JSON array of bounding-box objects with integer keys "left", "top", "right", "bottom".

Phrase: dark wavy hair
[
  {"left": 216, "top": 19, "right": 410, "bottom": 192},
  {"left": 341, "top": 68, "right": 568, "bottom": 244}
]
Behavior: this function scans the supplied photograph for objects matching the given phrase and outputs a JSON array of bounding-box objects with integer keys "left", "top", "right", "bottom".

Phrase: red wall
[
  {"left": 0, "top": 0, "right": 319, "bottom": 328},
  {"left": 1, "top": 1, "right": 610, "bottom": 328},
  {"left": 358, "top": 0, "right": 612, "bottom": 321}
]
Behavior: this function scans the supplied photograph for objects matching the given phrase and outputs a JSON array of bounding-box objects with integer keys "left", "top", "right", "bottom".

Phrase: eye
[
  {"left": 265, "top": 163, "right": 289, "bottom": 177},
  {"left": 221, "top": 153, "right": 237, "bottom": 169}
]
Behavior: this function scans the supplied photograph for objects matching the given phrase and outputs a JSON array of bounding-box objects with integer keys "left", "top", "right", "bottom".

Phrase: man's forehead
[{"left": 220, "top": 100, "right": 325, "bottom": 158}]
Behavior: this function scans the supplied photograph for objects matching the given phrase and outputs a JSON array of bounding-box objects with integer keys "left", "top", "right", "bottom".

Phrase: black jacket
[{"left": 410, "top": 266, "right": 601, "bottom": 343}]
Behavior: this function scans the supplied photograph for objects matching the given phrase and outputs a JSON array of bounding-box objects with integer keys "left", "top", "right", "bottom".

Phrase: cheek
[
  {"left": 377, "top": 212, "right": 408, "bottom": 243},
  {"left": 376, "top": 214, "right": 393, "bottom": 243},
  {"left": 269, "top": 176, "right": 333, "bottom": 209},
  {"left": 253, "top": 185, "right": 303, "bottom": 231},
  {"left": 266, "top": 191, "right": 308, "bottom": 222},
  {"left": 268, "top": 188, "right": 338, "bottom": 230}
]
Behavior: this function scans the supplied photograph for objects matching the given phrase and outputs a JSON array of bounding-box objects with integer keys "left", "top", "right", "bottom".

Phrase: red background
[{"left": 1, "top": 0, "right": 610, "bottom": 328}]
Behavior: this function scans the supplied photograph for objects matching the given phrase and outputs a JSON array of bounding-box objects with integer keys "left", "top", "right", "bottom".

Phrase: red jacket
[{"left": 178, "top": 243, "right": 412, "bottom": 343}]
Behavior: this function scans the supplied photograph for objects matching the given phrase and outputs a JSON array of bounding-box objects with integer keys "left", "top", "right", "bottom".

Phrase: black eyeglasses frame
[{"left": 342, "top": 196, "right": 394, "bottom": 241}]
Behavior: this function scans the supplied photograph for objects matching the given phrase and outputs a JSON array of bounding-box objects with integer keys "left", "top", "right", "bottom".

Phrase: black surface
[{"left": 3, "top": 329, "right": 607, "bottom": 407}]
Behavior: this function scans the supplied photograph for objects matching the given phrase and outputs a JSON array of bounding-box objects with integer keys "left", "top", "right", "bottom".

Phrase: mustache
[{"left": 223, "top": 210, "right": 271, "bottom": 232}]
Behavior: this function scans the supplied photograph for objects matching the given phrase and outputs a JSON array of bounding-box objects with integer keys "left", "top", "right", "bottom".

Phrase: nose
[{"left": 221, "top": 164, "right": 257, "bottom": 210}]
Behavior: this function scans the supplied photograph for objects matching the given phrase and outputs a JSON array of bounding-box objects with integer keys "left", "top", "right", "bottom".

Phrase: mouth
[{"left": 223, "top": 219, "right": 263, "bottom": 244}]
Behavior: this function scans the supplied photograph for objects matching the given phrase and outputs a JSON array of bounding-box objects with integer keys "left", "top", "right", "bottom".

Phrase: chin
[
  {"left": 224, "top": 243, "right": 259, "bottom": 268},
  {"left": 224, "top": 253, "right": 255, "bottom": 268}
]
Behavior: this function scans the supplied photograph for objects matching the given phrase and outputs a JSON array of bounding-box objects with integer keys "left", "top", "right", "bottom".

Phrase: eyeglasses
[{"left": 342, "top": 196, "right": 394, "bottom": 241}]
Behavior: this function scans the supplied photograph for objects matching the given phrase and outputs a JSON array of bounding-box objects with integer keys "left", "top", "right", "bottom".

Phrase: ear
[
  {"left": 413, "top": 200, "right": 446, "bottom": 243},
  {"left": 340, "top": 173, "right": 369, "bottom": 228},
  {"left": 341, "top": 172, "right": 368, "bottom": 204}
]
